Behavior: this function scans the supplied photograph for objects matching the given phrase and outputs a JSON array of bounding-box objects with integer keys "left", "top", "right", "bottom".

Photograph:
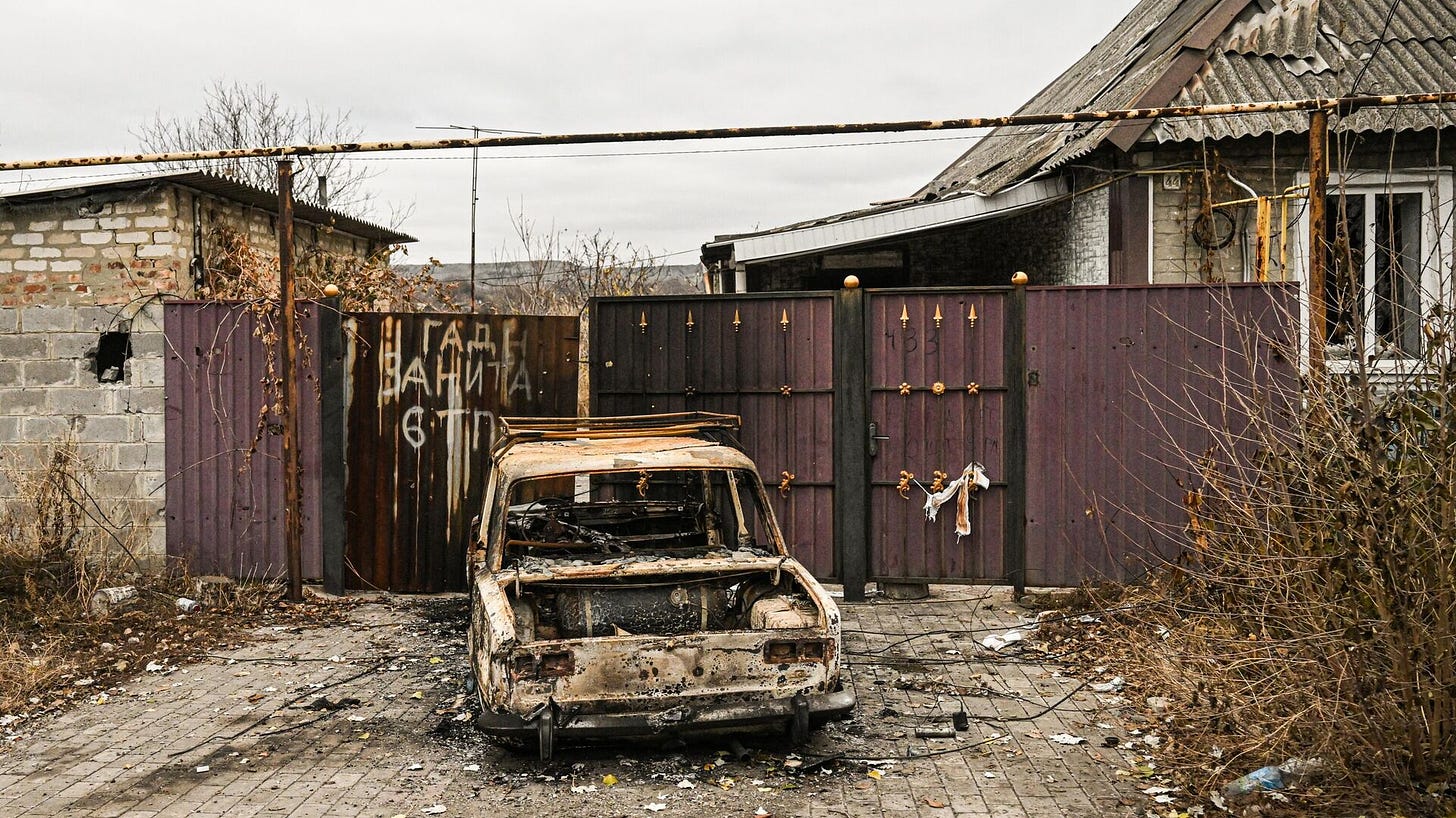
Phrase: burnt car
[{"left": 468, "top": 413, "right": 854, "bottom": 759}]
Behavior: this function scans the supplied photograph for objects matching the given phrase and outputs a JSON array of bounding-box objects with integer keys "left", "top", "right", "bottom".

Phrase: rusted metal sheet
[
  {"left": 591, "top": 295, "right": 837, "bottom": 579},
  {"left": 163, "top": 301, "right": 329, "bottom": 579},
  {"left": 345, "top": 313, "right": 577, "bottom": 593},
  {"left": 865, "top": 290, "right": 1011, "bottom": 582},
  {"left": 1022, "top": 283, "right": 1297, "bottom": 586}
]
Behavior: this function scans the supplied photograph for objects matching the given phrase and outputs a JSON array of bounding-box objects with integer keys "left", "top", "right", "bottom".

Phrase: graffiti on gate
[{"left": 375, "top": 316, "right": 536, "bottom": 453}]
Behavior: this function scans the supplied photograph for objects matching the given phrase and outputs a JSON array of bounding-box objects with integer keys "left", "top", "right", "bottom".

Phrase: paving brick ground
[{"left": 0, "top": 587, "right": 1165, "bottom": 817}]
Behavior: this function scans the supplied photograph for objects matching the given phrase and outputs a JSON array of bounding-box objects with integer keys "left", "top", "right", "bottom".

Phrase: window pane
[
  {"left": 1373, "top": 193, "right": 1423, "bottom": 355},
  {"left": 1324, "top": 194, "right": 1364, "bottom": 346}
]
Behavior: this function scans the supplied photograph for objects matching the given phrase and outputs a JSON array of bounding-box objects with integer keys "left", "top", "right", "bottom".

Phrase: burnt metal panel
[
  {"left": 344, "top": 313, "right": 577, "bottom": 593},
  {"left": 163, "top": 301, "right": 330, "bottom": 579},
  {"left": 865, "top": 290, "right": 1011, "bottom": 582},
  {"left": 591, "top": 294, "right": 838, "bottom": 580},
  {"left": 1022, "top": 283, "right": 1297, "bottom": 587}
]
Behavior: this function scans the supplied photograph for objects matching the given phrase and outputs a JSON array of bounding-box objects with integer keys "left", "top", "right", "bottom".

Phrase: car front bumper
[{"left": 476, "top": 688, "right": 856, "bottom": 739}]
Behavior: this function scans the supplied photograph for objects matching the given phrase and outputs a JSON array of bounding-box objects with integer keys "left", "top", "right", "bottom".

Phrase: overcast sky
[{"left": 0, "top": 1, "right": 1134, "bottom": 266}]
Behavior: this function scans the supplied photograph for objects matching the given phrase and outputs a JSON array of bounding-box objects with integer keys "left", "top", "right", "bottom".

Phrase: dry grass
[
  {"left": 1083, "top": 295, "right": 1456, "bottom": 815},
  {"left": 0, "top": 440, "right": 351, "bottom": 723}
]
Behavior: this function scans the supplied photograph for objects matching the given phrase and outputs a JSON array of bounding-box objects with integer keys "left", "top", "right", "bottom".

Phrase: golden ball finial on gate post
[
  {"left": 1011, "top": 271, "right": 1029, "bottom": 286},
  {"left": 322, "top": 283, "right": 341, "bottom": 297},
  {"left": 842, "top": 274, "right": 861, "bottom": 289}
]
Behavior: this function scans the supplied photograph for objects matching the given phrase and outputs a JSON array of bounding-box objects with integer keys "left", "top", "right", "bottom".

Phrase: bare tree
[
  {"left": 133, "top": 80, "right": 377, "bottom": 214},
  {"left": 487, "top": 208, "right": 663, "bottom": 315}
]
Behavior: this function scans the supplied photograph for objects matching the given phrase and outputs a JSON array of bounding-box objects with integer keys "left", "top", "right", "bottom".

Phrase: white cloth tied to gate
[{"left": 923, "top": 462, "right": 991, "bottom": 537}]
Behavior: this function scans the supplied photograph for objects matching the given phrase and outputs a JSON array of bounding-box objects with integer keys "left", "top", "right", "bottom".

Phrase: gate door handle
[{"left": 868, "top": 421, "right": 891, "bottom": 458}]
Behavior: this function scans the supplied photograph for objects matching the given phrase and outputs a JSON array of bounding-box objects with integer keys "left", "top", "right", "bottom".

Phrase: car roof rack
[{"left": 492, "top": 412, "right": 743, "bottom": 458}]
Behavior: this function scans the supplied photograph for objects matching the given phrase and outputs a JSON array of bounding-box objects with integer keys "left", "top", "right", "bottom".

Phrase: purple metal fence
[
  {"left": 1022, "top": 283, "right": 1297, "bottom": 586},
  {"left": 163, "top": 301, "right": 327, "bottom": 579},
  {"left": 566, "top": 284, "right": 1299, "bottom": 593},
  {"left": 592, "top": 295, "right": 837, "bottom": 579}
]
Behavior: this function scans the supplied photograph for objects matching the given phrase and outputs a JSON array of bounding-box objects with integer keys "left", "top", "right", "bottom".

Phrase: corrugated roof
[
  {"left": 1156, "top": 0, "right": 1456, "bottom": 141},
  {"left": 924, "top": 0, "right": 1456, "bottom": 198},
  {"left": 0, "top": 170, "right": 414, "bottom": 245}
]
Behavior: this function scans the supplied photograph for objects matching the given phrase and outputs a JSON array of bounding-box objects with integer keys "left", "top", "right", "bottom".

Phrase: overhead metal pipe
[{"left": 2, "top": 92, "right": 1454, "bottom": 172}]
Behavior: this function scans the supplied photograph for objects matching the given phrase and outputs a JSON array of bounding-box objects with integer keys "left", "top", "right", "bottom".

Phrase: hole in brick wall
[{"left": 95, "top": 331, "right": 132, "bottom": 383}]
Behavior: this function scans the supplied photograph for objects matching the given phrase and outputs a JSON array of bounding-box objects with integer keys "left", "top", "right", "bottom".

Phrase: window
[
  {"left": 1303, "top": 170, "right": 1453, "bottom": 365},
  {"left": 1324, "top": 191, "right": 1424, "bottom": 356}
]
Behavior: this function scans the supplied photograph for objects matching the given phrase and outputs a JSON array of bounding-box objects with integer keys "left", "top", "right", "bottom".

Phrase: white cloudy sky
[{"left": 0, "top": 1, "right": 1133, "bottom": 265}]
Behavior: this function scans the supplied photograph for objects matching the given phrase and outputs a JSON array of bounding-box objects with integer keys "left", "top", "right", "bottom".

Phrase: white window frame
[{"left": 1292, "top": 168, "right": 1454, "bottom": 374}]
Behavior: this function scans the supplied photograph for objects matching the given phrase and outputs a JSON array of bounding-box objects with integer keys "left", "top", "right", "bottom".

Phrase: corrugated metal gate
[
  {"left": 592, "top": 295, "right": 837, "bottom": 578},
  {"left": 165, "top": 305, "right": 579, "bottom": 592},
  {"left": 591, "top": 283, "right": 1295, "bottom": 597},
  {"left": 866, "top": 290, "right": 1013, "bottom": 582},
  {"left": 344, "top": 313, "right": 578, "bottom": 592},
  {"left": 163, "top": 301, "right": 336, "bottom": 578}
]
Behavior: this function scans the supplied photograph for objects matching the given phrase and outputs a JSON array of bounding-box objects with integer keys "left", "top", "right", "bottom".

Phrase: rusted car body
[{"left": 469, "top": 413, "right": 854, "bottom": 759}]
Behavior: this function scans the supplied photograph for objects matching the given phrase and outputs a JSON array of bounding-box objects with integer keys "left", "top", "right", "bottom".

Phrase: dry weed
[{"left": 1092, "top": 294, "right": 1456, "bottom": 815}]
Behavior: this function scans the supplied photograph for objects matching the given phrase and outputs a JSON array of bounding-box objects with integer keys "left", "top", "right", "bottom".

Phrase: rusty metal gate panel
[
  {"left": 163, "top": 301, "right": 330, "bottom": 579},
  {"left": 345, "top": 313, "right": 578, "bottom": 593},
  {"left": 1022, "top": 283, "right": 1297, "bottom": 587},
  {"left": 591, "top": 295, "right": 837, "bottom": 579},
  {"left": 865, "top": 290, "right": 1013, "bottom": 582}
]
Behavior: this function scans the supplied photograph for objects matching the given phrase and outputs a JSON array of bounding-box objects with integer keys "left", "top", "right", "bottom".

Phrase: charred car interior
[{"left": 469, "top": 413, "right": 854, "bottom": 759}]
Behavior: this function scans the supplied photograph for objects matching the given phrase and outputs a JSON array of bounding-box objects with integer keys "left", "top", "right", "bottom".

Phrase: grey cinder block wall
[{"left": 0, "top": 303, "right": 167, "bottom": 566}]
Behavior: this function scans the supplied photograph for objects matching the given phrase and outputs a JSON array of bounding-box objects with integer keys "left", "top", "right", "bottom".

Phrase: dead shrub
[
  {"left": 0, "top": 440, "right": 142, "bottom": 620},
  {"left": 1096, "top": 295, "right": 1456, "bottom": 812}
]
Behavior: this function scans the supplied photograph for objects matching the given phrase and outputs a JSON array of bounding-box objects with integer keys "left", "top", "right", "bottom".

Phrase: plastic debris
[
  {"left": 463, "top": 764, "right": 480, "bottom": 772},
  {"left": 603, "top": 774, "right": 619, "bottom": 786},
  {"left": 421, "top": 806, "right": 446, "bottom": 816},
  {"left": 1222, "top": 765, "right": 1283, "bottom": 800},
  {"left": 916, "top": 726, "right": 956, "bottom": 739},
  {"left": 1090, "top": 677, "right": 1124, "bottom": 693},
  {"left": 1049, "top": 733, "right": 1086, "bottom": 745},
  {"left": 643, "top": 803, "right": 667, "bottom": 812},
  {"left": 91, "top": 586, "right": 138, "bottom": 614},
  {"left": 676, "top": 779, "right": 695, "bottom": 789},
  {"left": 195, "top": 765, "right": 210, "bottom": 773},
  {"left": 570, "top": 785, "right": 598, "bottom": 793},
  {"left": 980, "top": 630, "right": 1027, "bottom": 651}
]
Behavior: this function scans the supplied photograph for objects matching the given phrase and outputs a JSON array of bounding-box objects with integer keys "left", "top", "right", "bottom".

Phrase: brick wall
[
  {"left": 1, "top": 182, "right": 379, "bottom": 307},
  {"left": 0, "top": 303, "right": 166, "bottom": 565},
  {"left": 0, "top": 192, "right": 185, "bottom": 307}
]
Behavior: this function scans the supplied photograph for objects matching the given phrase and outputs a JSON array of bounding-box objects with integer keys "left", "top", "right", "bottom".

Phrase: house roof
[
  {"left": 0, "top": 170, "right": 414, "bottom": 245},
  {"left": 706, "top": 0, "right": 1456, "bottom": 265},
  {"left": 925, "top": 0, "right": 1456, "bottom": 199},
  {"left": 704, "top": 176, "right": 1068, "bottom": 264}
]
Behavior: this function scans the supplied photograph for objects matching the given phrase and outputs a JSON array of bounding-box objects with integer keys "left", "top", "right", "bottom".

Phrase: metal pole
[
  {"left": 277, "top": 160, "right": 304, "bottom": 603},
  {"left": 470, "top": 127, "right": 479, "bottom": 313},
  {"left": 1307, "top": 110, "right": 1329, "bottom": 374},
  {"left": 7, "top": 92, "right": 1456, "bottom": 172}
]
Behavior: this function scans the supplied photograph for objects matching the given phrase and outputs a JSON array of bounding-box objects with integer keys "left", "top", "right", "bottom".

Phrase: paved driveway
[{"left": 0, "top": 588, "right": 1155, "bottom": 817}]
